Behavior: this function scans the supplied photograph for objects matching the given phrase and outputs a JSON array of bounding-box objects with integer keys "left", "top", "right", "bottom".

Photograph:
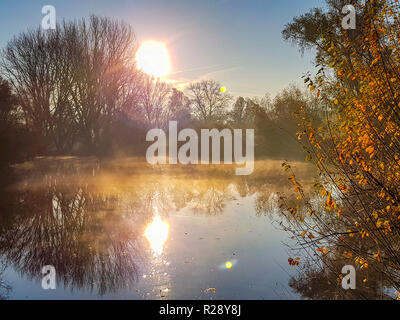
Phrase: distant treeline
[{"left": 0, "top": 15, "right": 323, "bottom": 167}]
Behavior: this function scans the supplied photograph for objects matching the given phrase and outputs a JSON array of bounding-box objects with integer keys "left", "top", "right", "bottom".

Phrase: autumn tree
[{"left": 281, "top": 0, "right": 400, "bottom": 297}]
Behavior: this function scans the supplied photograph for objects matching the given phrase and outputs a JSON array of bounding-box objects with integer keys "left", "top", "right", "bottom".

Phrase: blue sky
[{"left": 0, "top": 0, "right": 326, "bottom": 97}]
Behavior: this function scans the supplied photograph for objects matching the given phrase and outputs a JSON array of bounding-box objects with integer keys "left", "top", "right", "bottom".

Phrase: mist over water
[{"left": 0, "top": 157, "right": 315, "bottom": 300}]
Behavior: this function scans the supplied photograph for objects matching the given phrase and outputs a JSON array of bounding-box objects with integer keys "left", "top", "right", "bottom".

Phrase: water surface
[{"left": 0, "top": 158, "right": 315, "bottom": 300}]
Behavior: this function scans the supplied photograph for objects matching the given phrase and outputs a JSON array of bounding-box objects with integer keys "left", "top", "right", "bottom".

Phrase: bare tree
[
  {"left": 67, "top": 16, "right": 138, "bottom": 153},
  {"left": 1, "top": 27, "right": 76, "bottom": 152},
  {"left": 124, "top": 75, "right": 194, "bottom": 129},
  {"left": 134, "top": 75, "right": 171, "bottom": 128},
  {"left": 188, "top": 80, "right": 232, "bottom": 122},
  {"left": 1, "top": 16, "right": 140, "bottom": 154}
]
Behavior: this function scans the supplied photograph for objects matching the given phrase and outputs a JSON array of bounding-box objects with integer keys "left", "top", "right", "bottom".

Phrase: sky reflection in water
[{"left": 0, "top": 158, "right": 315, "bottom": 300}]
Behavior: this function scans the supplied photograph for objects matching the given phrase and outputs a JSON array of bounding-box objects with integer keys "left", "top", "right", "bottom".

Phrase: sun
[{"left": 136, "top": 41, "right": 171, "bottom": 78}]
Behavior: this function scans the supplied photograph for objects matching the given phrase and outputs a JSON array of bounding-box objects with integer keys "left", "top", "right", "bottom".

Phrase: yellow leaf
[{"left": 366, "top": 146, "right": 374, "bottom": 154}]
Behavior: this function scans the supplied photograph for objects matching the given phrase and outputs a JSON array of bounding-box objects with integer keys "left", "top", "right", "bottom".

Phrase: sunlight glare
[
  {"left": 144, "top": 215, "right": 169, "bottom": 255},
  {"left": 136, "top": 41, "right": 171, "bottom": 78}
]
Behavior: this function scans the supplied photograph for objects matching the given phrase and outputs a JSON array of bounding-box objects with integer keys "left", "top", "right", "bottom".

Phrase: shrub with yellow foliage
[{"left": 282, "top": 0, "right": 400, "bottom": 298}]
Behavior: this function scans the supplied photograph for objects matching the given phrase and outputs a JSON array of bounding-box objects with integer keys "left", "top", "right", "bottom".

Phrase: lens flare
[{"left": 219, "top": 259, "right": 238, "bottom": 270}]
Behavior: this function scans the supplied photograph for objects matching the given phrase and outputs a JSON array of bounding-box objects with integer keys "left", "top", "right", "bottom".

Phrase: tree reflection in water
[
  {"left": 0, "top": 157, "right": 314, "bottom": 297},
  {"left": 0, "top": 261, "right": 11, "bottom": 299},
  {"left": 277, "top": 189, "right": 400, "bottom": 300}
]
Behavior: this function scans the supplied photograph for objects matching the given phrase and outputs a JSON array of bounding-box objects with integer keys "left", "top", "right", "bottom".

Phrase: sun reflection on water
[{"left": 144, "top": 214, "right": 169, "bottom": 255}]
